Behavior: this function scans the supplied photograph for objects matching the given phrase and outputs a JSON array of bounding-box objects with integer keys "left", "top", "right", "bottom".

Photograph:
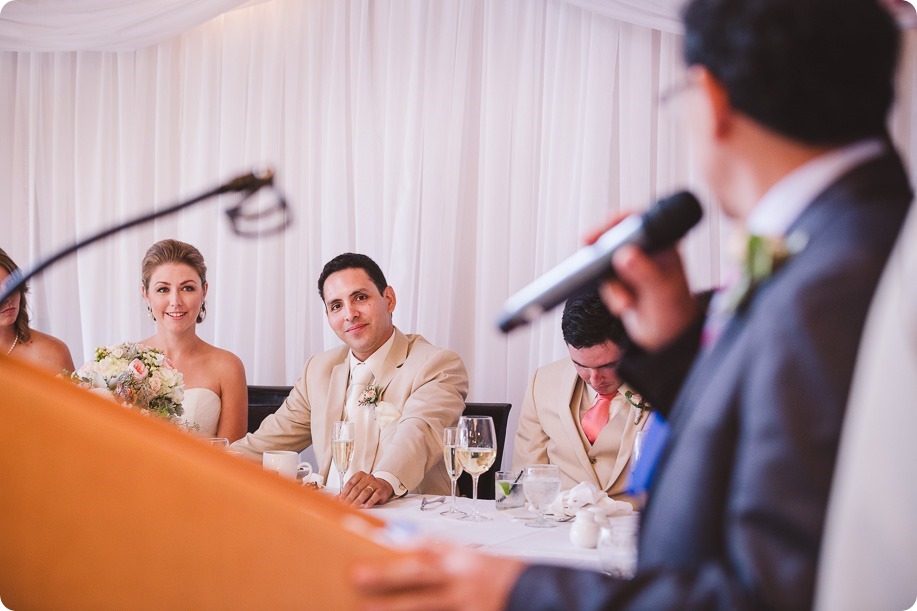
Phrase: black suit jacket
[{"left": 508, "top": 150, "right": 912, "bottom": 610}]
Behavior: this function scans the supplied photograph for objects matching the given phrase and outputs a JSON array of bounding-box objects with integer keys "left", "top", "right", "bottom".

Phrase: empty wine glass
[
  {"left": 523, "top": 464, "right": 561, "bottom": 528},
  {"left": 441, "top": 427, "right": 466, "bottom": 517},
  {"left": 457, "top": 415, "right": 496, "bottom": 522},
  {"left": 331, "top": 420, "right": 355, "bottom": 493}
]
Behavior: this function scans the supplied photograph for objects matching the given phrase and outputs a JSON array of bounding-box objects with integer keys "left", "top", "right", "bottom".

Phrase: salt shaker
[{"left": 569, "top": 509, "right": 600, "bottom": 548}]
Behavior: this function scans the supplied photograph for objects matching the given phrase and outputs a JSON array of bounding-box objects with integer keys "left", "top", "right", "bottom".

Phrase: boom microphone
[{"left": 496, "top": 191, "right": 703, "bottom": 333}]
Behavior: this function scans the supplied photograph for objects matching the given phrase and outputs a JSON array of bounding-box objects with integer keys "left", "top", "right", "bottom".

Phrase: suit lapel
[
  {"left": 362, "top": 330, "right": 407, "bottom": 465},
  {"left": 592, "top": 391, "right": 638, "bottom": 491},
  {"left": 558, "top": 372, "right": 602, "bottom": 488},
  {"left": 375, "top": 329, "right": 407, "bottom": 394}
]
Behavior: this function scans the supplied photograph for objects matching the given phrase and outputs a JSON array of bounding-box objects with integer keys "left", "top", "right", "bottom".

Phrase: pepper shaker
[{"left": 569, "top": 509, "right": 600, "bottom": 548}]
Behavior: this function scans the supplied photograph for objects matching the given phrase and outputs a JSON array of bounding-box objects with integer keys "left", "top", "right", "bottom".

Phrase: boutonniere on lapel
[
  {"left": 723, "top": 231, "right": 808, "bottom": 314},
  {"left": 623, "top": 390, "right": 651, "bottom": 425},
  {"left": 358, "top": 385, "right": 382, "bottom": 407}
]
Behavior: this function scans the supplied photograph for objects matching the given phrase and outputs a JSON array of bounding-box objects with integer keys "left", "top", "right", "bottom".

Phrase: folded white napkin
[
  {"left": 546, "top": 481, "right": 633, "bottom": 518},
  {"left": 300, "top": 471, "right": 325, "bottom": 489}
]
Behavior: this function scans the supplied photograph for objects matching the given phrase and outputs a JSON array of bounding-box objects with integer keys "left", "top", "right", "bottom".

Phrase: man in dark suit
[{"left": 350, "top": 0, "right": 912, "bottom": 608}]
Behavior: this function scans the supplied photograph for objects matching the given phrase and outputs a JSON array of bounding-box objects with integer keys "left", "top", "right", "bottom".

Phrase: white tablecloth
[{"left": 362, "top": 494, "right": 612, "bottom": 571}]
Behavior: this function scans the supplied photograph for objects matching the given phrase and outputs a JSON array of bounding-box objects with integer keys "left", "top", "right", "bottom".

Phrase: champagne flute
[
  {"left": 523, "top": 464, "right": 561, "bottom": 528},
  {"left": 331, "top": 420, "right": 355, "bottom": 493},
  {"left": 457, "top": 415, "right": 497, "bottom": 522},
  {"left": 440, "top": 427, "right": 466, "bottom": 517}
]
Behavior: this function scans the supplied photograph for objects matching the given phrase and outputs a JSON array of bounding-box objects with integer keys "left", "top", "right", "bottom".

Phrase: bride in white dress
[{"left": 138, "top": 239, "right": 248, "bottom": 441}]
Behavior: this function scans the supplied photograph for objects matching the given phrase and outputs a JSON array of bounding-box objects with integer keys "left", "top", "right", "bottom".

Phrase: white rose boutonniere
[
  {"left": 358, "top": 384, "right": 381, "bottom": 407},
  {"left": 624, "top": 390, "right": 652, "bottom": 425}
]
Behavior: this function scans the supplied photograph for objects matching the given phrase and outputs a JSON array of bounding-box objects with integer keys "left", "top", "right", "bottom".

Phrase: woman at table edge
[{"left": 0, "top": 247, "right": 75, "bottom": 375}]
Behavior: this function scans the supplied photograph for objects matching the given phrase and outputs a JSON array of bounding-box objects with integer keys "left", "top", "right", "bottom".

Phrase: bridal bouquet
[{"left": 71, "top": 342, "right": 186, "bottom": 422}]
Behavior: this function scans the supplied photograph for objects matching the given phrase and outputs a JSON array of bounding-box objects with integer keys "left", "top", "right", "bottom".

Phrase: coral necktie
[{"left": 582, "top": 393, "right": 614, "bottom": 444}]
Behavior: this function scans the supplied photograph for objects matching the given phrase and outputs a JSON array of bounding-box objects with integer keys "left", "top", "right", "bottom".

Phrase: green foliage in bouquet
[{"left": 71, "top": 342, "right": 186, "bottom": 422}]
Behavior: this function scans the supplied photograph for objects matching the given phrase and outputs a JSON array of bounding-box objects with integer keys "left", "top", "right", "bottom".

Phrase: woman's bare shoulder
[
  {"left": 26, "top": 330, "right": 76, "bottom": 373},
  {"left": 204, "top": 342, "right": 246, "bottom": 373}
]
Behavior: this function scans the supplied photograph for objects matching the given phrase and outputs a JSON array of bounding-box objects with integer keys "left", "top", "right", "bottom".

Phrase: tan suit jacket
[
  {"left": 233, "top": 329, "right": 468, "bottom": 495},
  {"left": 512, "top": 357, "right": 648, "bottom": 498}
]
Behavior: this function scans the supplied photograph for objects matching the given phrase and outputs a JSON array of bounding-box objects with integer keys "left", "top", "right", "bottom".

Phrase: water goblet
[
  {"left": 331, "top": 420, "right": 355, "bottom": 493},
  {"left": 597, "top": 516, "right": 640, "bottom": 578},
  {"left": 457, "top": 415, "right": 497, "bottom": 522},
  {"left": 440, "top": 427, "right": 466, "bottom": 517},
  {"left": 523, "top": 464, "right": 561, "bottom": 528}
]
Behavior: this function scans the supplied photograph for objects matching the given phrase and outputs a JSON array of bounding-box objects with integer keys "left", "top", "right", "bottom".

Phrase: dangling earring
[
  {"left": 197, "top": 301, "right": 207, "bottom": 324},
  {"left": 147, "top": 304, "right": 156, "bottom": 321}
]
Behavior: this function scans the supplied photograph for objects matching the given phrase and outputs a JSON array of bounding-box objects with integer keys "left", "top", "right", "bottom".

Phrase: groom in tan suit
[
  {"left": 512, "top": 291, "right": 648, "bottom": 500},
  {"left": 231, "top": 253, "right": 468, "bottom": 507}
]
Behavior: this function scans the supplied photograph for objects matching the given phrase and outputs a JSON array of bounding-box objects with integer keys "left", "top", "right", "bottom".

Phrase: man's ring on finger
[{"left": 366, "top": 486, "right": 375, "bottom": 493}]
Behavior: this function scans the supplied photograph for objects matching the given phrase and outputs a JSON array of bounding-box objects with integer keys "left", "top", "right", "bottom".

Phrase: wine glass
[
  {"left": 331, "top": 420, "right": 355, "bottom": 493},
  {"left": 523, "top": 464, "right": 561, "bottom": 528},
  {"left": 204, "top": 437, "right": 229, "bottom": 449},
  {"left": 457, "top": 415, "right": 496, "bottom": 522},
  {"left": 440, "top": 427, "right": 466, "bottom": 517}
]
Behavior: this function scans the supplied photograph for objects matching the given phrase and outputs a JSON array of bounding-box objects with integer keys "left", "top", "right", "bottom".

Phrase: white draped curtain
[{"left": 1, "top": 0, "right": 914, "bottom": 461}]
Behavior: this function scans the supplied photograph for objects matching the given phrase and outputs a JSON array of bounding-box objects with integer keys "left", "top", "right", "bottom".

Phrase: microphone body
[{"left": 497, "top": 191, "right": 703, "bottom": 333}]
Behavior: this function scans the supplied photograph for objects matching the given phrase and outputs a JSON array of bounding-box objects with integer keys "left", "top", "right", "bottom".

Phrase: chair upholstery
[
  {"left": 247, "top": 385, "right": 293, "bottom": 434},
  {"left": 457, "top": 402, "right": 512, "bottom": 500}
]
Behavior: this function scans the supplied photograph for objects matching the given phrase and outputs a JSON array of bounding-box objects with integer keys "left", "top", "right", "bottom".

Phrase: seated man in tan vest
[
  {"left": 512, "top": 290, "right": 648, "bottom": 501},
  {"left": 231, "top": 253, "right": 469, "bottom": 508}
]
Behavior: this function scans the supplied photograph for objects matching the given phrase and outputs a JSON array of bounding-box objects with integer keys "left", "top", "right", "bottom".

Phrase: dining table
[{"left": 360, "top": 494, "right": 637, "bottom": 572}]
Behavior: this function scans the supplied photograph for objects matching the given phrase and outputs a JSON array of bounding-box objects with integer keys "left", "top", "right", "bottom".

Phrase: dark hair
[
  {"left": 0, "top": 248, "right": 31, "bottom": 343},
  {"left": 141, "top": 239, "right": 208, "bottom": 323},
  {"left": 561, "top": 290, "right": 628, "bottom": 350},
  {"left": 682, "top": 0, "right": 900, "bottom": 145},
  {"left": 317, "top": 253, "right": 388, "bottom": 302}
]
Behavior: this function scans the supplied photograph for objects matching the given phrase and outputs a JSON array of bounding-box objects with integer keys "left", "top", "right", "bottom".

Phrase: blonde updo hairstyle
[{"left": 141, "top": 239, "right": 208, "bottom": 324}]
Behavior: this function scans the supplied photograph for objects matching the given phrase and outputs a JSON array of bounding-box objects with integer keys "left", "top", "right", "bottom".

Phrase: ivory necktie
[
  {"left": 344, "top": 363, "right": 378, "bottom": 482},
  {"left": 582, "top": 393, "right": 615, "bottom": 444}
]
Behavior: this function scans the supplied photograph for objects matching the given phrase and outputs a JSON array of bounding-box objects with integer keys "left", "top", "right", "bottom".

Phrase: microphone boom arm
[{"left": 0, "top": 169, "right": 281, "bottom": 304}]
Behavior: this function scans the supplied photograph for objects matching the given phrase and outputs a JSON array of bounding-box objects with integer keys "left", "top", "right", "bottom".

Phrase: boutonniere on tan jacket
[
  {"left": 358, "top": 384, "right": 381, "bottom": 407},
  {"left": 623, "top": 390, "right": 651, "bottom": 425}
]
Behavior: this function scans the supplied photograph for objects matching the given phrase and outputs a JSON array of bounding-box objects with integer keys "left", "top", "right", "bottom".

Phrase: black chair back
[
  {"left": 456, "top": 402, "right": 512, "bottom": 500},
  {"left": 247, "top": 385, "right": 292, "bottom": 434},
  {"left": 245, "top": 390, "right": 511, "bottom": 499}
]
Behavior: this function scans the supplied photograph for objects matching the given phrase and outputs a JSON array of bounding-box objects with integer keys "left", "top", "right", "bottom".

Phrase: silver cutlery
[
  {"left": 513, "top": 514, "right": 575, "bottom": 522},
  {"left": 420, "top": 496, "right": 446, "bottom": 510}
]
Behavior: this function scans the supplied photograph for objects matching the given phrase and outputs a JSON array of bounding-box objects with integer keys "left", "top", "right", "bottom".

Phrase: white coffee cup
[{"left": 262, "top": 450, "right": 313, "bottom": 480}]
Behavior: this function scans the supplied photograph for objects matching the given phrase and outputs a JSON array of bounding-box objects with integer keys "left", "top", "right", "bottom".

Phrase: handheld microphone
[{"left": 496, "top": 191, "right": 703, "bottom": 333}]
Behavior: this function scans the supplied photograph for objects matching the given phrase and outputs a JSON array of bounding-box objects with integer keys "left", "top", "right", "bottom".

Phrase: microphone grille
[{"left": 641, "top": 191, "right": 704, "bottom": 249}]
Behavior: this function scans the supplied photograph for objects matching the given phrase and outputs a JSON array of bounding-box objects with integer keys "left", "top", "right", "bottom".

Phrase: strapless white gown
[{"left": 180, "top": 388, "right": 222, "bottom": 437}]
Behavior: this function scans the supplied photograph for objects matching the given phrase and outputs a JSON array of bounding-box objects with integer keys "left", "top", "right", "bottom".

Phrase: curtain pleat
[{"left": 1, "top": 1, "right": 914, "bottom": 463}]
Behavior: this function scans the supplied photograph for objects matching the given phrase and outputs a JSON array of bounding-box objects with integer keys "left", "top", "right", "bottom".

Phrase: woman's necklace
[{"left": 7, "top": 334, "right": 19, "bottom": 355}]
